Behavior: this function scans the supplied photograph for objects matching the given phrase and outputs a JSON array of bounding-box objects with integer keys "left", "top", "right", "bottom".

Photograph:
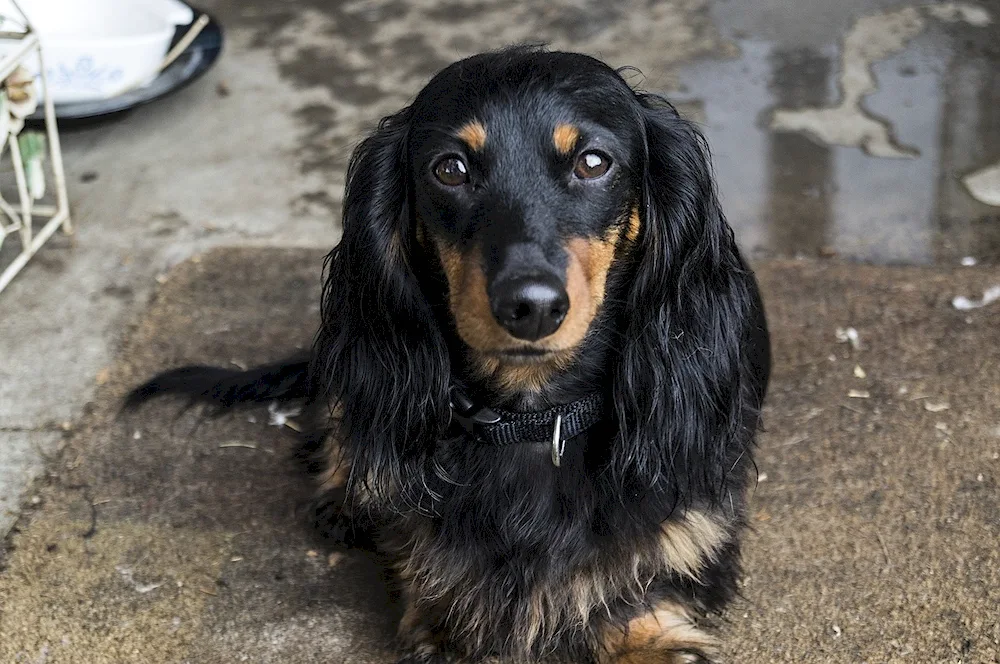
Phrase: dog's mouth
[{"left": 489, "top": 347, "right": 562, "bottom": 365}]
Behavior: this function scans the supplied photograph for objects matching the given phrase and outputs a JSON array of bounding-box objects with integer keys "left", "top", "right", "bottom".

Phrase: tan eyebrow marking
[
  {"left": 626, "top": 206, "right": 641, "bottom": 244},
  {"left": 553, "top": 123, "right": 580, "bottom": 155},
  {"left": 456, "top": 120, "right": 487, "bottom": 151}
]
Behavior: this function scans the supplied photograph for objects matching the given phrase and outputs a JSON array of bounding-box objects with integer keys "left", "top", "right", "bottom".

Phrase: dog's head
[
  {"left": 316, "top": 46, "right": 766, "bottom": 506},
  {"left": 405, "top": 52, "right": 646, "bottom": 389}
]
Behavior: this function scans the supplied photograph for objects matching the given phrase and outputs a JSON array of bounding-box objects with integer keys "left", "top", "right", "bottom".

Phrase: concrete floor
[{"left": 0, "top": 0, "right": 998, "bottom": 660}]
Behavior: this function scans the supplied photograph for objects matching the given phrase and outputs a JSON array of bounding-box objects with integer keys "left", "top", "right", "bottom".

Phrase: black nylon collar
[{"left": 449, "top": 386, "right": 606, "bottom": 448}]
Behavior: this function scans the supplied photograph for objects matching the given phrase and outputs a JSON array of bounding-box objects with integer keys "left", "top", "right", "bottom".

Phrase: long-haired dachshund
[{"left": 129, "top": 46, "right": 770, "bottom": 663}]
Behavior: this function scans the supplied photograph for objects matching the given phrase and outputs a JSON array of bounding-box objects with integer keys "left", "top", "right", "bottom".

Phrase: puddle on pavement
[{"left": 671, "top": 1, "right": 1000, "bottom": 265}]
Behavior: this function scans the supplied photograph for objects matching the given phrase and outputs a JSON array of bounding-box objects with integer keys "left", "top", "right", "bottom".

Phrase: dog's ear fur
[
  {"left": 312, "top": 107, "right": 451, "bottom": 511},
  {"left": 612, "top": 94, "right": 767, "bottom": 508}
]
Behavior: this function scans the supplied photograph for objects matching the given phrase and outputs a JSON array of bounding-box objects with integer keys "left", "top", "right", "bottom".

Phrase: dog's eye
[
  {"left": 574, "top": 151, "right": 611, "bottom": 179},
  {"left": 433, "top": 156, "right": 469, "bottom": 186}
]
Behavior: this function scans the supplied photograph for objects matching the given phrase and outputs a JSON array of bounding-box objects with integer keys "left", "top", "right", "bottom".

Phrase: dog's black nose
[{"left": 491, "top": 276, "right": 569, "bottom": 341}]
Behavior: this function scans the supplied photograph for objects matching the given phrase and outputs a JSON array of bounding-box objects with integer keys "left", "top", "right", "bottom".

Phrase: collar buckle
[{"left": 449, "top": 386, "right": 501, "bottom": 434}]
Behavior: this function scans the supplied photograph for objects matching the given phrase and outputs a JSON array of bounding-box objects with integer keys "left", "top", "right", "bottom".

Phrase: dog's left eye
[
  {"left": 433, "top": 156, "right": 469, "bottom": 186},
  {"left": 574, "top": 151, "right": 611, "bottom": 180}
]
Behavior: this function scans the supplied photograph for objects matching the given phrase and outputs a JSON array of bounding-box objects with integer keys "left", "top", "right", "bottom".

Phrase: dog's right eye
[
  {"left": 574, "top": 151, "right": 611, "bottom": 180},
  {"left": 433, "top": 156, "right": 469, "bottom": 186}
]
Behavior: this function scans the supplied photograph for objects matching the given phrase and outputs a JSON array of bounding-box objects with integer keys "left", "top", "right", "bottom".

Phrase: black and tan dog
[{"left": 129, "top": 46, "right": 770, "bottom": 663}]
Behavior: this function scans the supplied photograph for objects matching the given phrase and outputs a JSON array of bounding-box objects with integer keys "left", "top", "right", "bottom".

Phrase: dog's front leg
[
  {"left": 395, "top": 656, "right": 453, "bottom": 664},
  {"left": 394, "top": 589, "right": 456, "bottom": 664},
  {"left": 307, "top": 432, "right": 379, "bottom": 549},
  {"left": 309, "top": 487, "right": 378, "bottom": 549}
]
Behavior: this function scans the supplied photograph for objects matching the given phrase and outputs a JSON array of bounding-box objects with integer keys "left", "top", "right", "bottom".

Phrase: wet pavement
[
  {"left": 1, "top": 0, "right": 999, "bottom": 661},
  {"left": 675, "top": 1, "right": 1000, "bottom": 264},
  {"left": 200, "top": 0, "right": 1000, "bottom": 265}
]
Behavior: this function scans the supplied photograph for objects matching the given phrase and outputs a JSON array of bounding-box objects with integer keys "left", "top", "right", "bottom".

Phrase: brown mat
[{"left": 1, "top": 248, "right": 998, "bottom": 663}]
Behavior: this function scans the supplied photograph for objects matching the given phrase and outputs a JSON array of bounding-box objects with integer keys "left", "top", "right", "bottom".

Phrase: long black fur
[
  {"left": 127, "top": 46, "right": 770, "bottom": 664},
  {"left": 311, "top": 103, "right": 452, "bottom": 512},
  {"left": 124, "top": 354, "right": 311, "bottom": 410}
]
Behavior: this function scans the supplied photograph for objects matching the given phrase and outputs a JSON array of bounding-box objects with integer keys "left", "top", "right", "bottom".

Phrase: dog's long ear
[
  {"left": 613, "top": 94, "right": 767, "bottom": 508},
  {"left": 312, "top": 107, "right": 450, "bottom": 511}
]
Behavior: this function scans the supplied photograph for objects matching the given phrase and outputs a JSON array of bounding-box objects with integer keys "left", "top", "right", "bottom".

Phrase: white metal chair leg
[
  {"left": 0, "top": 4, "right": 73, "bottom": 295},
  {"left": 37, "top": 44, "right": 70, "bottom": 235}
]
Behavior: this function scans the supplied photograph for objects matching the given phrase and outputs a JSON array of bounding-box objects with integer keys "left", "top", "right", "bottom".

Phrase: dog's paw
[
  {"left": 395, "top": 654, "right": 452, "bottom": 664},
  {"left": 318, "top": 509, "right": 355, "bottom": 545},
  {"left": 609, "top": 652, "right": 714, "bottom": 664},
  {"left": 309, "top": 500, "right": 376, "bottom": 549}
]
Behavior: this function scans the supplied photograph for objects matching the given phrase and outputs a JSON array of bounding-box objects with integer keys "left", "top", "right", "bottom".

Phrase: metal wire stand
[{"left": 0, "top": 10, "right": 71, "bottom": 294}]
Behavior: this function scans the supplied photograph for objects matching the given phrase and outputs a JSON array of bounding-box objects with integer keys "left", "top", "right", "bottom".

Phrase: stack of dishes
[{"left": 0, "top": 0, "right": 222, "bottom": 119}]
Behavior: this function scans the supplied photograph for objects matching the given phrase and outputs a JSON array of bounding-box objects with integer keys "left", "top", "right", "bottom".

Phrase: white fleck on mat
[{"left": 952, "top": 285, "right": 1000, "bottom": 311}]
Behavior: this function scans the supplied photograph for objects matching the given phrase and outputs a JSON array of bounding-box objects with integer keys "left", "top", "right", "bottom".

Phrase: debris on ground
[
  {"left": 267, "top": 401, "right": 302, "bottom": 427},
  {"left": 116, "top": 565, "right": 165, "bottom": 594},
  {"left": 836, "top": 327, "right": 862, "bottom": 349},
  {"left": 95, "top": 368, "right": 111, "bottom": 385},
  {"left": 219, "top": 441, "right": 260, "bottom": 450},
  {"left": 952, "top": 285, "right": 1000, "bottom": 310},
  {"left": 963, "top": 161, "right": 1000, "bottom": 206}
]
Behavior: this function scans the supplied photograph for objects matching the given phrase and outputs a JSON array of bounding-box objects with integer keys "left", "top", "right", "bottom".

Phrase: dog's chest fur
[{"left": 383, "top": 438, "right": 731, "bottom": 660}]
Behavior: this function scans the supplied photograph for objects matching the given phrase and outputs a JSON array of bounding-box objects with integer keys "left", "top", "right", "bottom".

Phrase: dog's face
[{"left": 406, "top": 54, "right": 645, "bottom": 388}]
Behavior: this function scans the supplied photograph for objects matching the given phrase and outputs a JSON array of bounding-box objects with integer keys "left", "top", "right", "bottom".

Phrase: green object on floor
[{"left": 18, "top": 130, "right": 46, "bottom": 200}]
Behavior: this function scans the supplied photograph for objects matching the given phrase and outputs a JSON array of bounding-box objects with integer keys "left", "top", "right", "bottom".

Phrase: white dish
[{"left": 0, "top": 0, "right": 194, "bottom": 104}]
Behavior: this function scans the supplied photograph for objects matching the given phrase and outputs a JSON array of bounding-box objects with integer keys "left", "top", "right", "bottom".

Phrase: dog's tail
[{"left": 123, "top": 354, "right": 313, "bottom": 411}]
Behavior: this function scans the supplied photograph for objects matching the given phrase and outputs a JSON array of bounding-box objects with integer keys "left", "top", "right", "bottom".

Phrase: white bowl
[{"left": 0, "top": 0, "right": 194, "bottom": 104}]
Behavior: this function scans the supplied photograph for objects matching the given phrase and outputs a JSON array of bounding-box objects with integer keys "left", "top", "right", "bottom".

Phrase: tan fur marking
[
  {"left": 478, "top": 355, "right": 566, "bottom": 393},
  {"left": 456, "top": 120, "right": 487, "bottom": 151},
  {"left": 553, "top": 123, "right": 580, "bottom": 155},
  {"left": 316, "top": 432, "right": 351, "bottom": 492},
  {"left": 601, "top": 601, "right": 718, "bottom": 663},
  {"left": 660, "top": 511, "right": 728, "bottom": 580},
  {"left": 398, "top": 599, "right": 421, "bottom": 637},
  {"left": 388, "top": 230, "right": 404, "bottom": 265},
  {"left": 566, "top": 227, "right": 619, "bottom": 316},
  {"left": 626, "top": 206, "right": 641, "bottom": 244},
  {"left": 435, "top": 241, "right": 496, "bottom": 350},
  {"left": 397, "top": 592, "right": 436, "bottom": 653},
  {"left": 415, "top": 218, "right": 427, "bottom": 248}
]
